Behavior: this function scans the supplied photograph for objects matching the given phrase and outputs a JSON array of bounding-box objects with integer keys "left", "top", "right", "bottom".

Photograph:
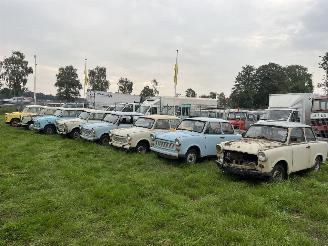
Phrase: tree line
[{"left": 1, "top": 50, "right": 328, "bottom": 106}]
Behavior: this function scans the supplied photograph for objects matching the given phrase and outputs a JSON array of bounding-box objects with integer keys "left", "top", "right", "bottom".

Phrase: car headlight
[
  {"left": 258, "top": 151, "right": 267, "bottom": 162},
  {"left": 175, "top": 138, "right": 181, "bottom": 146},
  {"left": 127, "top": 134, "right": 132, "bottom": 142},
  {"left": 216, "top": 144, "right": 223, "bottom": 154},
  {"left": 150, "top": 133, "right": 155, "bottom": 141}
]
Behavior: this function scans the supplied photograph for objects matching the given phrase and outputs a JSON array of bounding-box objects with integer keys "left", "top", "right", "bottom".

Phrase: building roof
[
  {"left": 255, "top": 120, "right": 310, "bottom": 128},
  {"left": 110, "top": 111, "right": 143, "bottom": 116}
]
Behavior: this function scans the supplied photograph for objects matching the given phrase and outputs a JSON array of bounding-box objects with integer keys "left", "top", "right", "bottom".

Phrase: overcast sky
[{"left": 0, "top": 0, "right": 327, "bottom": 97}]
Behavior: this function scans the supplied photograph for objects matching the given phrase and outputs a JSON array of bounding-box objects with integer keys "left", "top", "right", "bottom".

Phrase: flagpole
[
  {"left": 83, "top": 58, "right": 87, "bottom": 99},
  {"left": 174, "top": 49, "right": 178, "bottom": 116},
  {"left": 33, "top": 55, "right": 37, "bottom": 105}
]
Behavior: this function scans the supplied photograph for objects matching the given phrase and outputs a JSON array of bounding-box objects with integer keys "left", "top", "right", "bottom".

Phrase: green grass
[{"left": 1, "top": 118, "right": 328, "bottom": 245}]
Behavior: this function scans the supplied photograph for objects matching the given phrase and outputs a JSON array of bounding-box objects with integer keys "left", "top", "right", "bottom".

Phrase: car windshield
[
  {"left": 23, "top": 107, "right": 33, "bottom": 113},
  {"left": 244, "top": 125, "right": 288, "bottom": 142},
  {"left": 134, "top": 117, "right": 155, "bottom": 129},
  {"left": 54, "top": 109, "right": 62, "bottom": 117},
  {"left": 177, "top": 120, "right": 206, "bottom": 133},
  {"left": 79, "top": 112, "right": 90, "bottom": 120},
  {"left": 227, "top": 112, "right": 247, "bottom": 120},
  {"left": 267, "top": 110, "right": 291, "bottom": 121},
  {"left": 138, "top": 106, "right": 150, "bottom": 114},
  {"left": 103, "top": 114, "right": 119, "bottom": 123},
  {"left": 90, "top": 113, "right": 105, "bottom": 120},
  {"left": 115, "top": 104, "right": 125, "bottom": 111}
]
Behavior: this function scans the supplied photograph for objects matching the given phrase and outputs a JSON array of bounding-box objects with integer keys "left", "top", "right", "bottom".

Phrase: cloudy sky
[{"left": 0, "top": 0, "right": 327, "bottom": 97}]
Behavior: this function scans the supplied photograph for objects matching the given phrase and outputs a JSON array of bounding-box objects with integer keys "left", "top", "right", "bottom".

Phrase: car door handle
[{"left": 306, "top": 146, "right": 310, "bottom": 149}]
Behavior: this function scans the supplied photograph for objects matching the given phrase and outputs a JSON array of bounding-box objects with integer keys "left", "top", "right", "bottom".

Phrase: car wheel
[
  {"left": 11, "top": 119, "right": 20, "bottom": 127},
  {"left": 312, "top": 156, "right": 321, "bottom": 172},
  {"left": 70, "top": 129, "right": 81, "bottom": 139},
  {"left": 44, "top": 125, "right": 55, "bottom": 135},
  {"left": 100, "top": 134, "right": 110, "bottom": 145},
  {"left": 185, "top": 149, "right": 198, "bottom": 164},
  {"left": 25, "top": 122, "right": 32, "bottom": 130},
  {"left": 136, "top": 142, "right": 149, "bottom": 154},
  {"left": 270, "top": 163, "right": 287, "bottom": 182}
]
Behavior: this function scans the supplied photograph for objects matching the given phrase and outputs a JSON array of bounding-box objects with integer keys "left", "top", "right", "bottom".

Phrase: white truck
[
  {"left": 86, "top": 91, "right": 141, "bottom": 110},
  {"left": 266, "top": 93, "right": 313, "bottom": 125},
  {"left": 138, "top": 96, "right": 218, "bottom": 117}
]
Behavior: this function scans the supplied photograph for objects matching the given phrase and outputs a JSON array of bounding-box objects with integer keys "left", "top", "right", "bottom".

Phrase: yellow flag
[
  {"left": 84, "top": 67, "right": 89, "bottom": 87},
  {"left": 174, "top": 63, "right": 178, "bottom": 85}
]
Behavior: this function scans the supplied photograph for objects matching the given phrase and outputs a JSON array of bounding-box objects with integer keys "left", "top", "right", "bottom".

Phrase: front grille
[
  {"left": 224, "top": 150, "right": 258, "bottom": 166},
  {"left": 112, "top": 135, "right": 127, "bottom": 144},
  {"left": 81, "top": 128, "right": 93, "bottom": 137},
  {"left": 155, "top": 139, "right": 175, "bottom": 150},
  {"left": 57, "top": 124, "right": 66, "bottom": 132}
]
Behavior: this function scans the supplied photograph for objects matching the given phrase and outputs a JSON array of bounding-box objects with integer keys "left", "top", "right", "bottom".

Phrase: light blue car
[
  {"left": 150, "top": 117, "right": 242, "bottom": 164},
  {"left": 80, "top": 111, "right": 143, "bottom": 145},
  {"left": 33, "top": 108, "right": 85, "bottom": 134}
]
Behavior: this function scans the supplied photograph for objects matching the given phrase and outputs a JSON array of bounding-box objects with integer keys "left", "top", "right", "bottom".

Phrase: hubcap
[
  {"left": 272, "top": 169, "right": 283, "bottom": 181},
  {"left": 73, "top": 132, "right": 80, "bottom": 139},
  {"left": 137, "top": 145, "right": 146, "bottom": 153},
  {"left": 187, "top": 153, "right": 197, "bottom": 163},
  {"left": 314, "top": 160, "right": 320, "bottom": 171}
]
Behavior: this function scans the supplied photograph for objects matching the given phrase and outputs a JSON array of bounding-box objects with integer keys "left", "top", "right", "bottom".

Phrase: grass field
[{"left": 1, "top": 118, "right": 328, "bottom": 245}]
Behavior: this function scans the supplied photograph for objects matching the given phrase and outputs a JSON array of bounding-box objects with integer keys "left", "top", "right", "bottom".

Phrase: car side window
[
  {"left": 119, "top": 116, "right": 133, "bottom": 124},
  {"left": 221, "top": 122, "right": 234, "bottom": 134},
  {"left": 205, "top": 122, "right": 222, "bottom": 135},
  {"left": 154, "top": 119, "right": 170, "bottom": 129},
  {"left": 289, "top": 128, "right": 305, "bottom": 143},
  {"left": 62, "top": 111, "right": 70, "bottom": 117},
  {"left": 170, "top": 119, "right": 180, "bottom": 129},
  {"left": 304, "top": 128, "right": 316, "bottom": 142}
]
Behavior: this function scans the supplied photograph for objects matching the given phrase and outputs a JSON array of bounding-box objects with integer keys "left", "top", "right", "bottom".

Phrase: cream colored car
[
  {"left": 217, "top": 121, "right": 328, "bottom": 181},
  {"left": 110, "top": 115, "right": 180, "bottom": 153}
]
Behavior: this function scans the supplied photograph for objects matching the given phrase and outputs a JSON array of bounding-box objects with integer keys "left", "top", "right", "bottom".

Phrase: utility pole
[
  {"left": 173, "top": 49, "right": 179, "bottom": 115},
  {"left": 33, "top": 55, "right": 37, "bottom": 104}
]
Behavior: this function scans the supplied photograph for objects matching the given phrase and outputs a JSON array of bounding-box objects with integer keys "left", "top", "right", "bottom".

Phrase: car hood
[
  {"left": 112, "top": 127, "right": 151, "bottom": 136},
  {"left": 82, "top": 122, "right": 114, "bottom": 130},
  {"left": 222, "top": 138, "right": 285, "bottom": 155},
  {"left": 35, "top": 115, "right": 58, "bottom": 122},
  {"left": 56, "top": 118, "right": 83, "bottom": 125},
  {"left": 155, "top": 130, "right": 200, "bottom": 142}
]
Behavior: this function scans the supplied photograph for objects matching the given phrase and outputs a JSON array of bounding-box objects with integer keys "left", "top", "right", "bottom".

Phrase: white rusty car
[
  {"left": 110, "top": 115, "right": 180, "bottom": 153},
  {"left": 217, "top": 121, "right": 328, "bottom": 181}
]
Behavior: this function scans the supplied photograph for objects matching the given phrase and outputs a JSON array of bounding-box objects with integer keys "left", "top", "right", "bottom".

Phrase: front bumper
[
  {"left": 32, "top": 124, "right": 44, "bottom": 131},
  {"left": 217, "top": 161, "right": 272, "bottom": 178},
  {"left": 111, "top": 141, "right": 132, "bottom": 150},
  {"left": 150, "top": 147, "right": 179, "bottom": 159},
  {"left": 80, "top": 134, "right": 98, "bottom": 141}
]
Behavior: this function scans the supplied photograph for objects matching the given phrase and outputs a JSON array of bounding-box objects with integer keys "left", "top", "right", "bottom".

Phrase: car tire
[
  {"left": 44, "top": 125, "right": 55, "bottom": 135},
  {"left": 100, "top": 134, "right": 110, "bottom": 145},
  {"left": 185, "top": 148, "right": 198, "bottom": 164},
  {"left": 70, "top": 128, "right": 81, "bottom": 139},
  {"left": 270, "top": 163, "right": 287, "bottom": 182},
  {"left": 10, "top": 118, "right": 20, "bottom": 127},
  {"left": 136, "top": 142, "right": 149, "bottom": 154},
  {"left": 25, "top": 122, "right": 33, "bottom": 130},
  {"left": 312, "top": 156, "right": 321, "bottom": 172}
]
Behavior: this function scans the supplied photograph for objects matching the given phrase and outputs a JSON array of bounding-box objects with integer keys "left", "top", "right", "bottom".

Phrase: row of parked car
[{"left": 4, "top": 105, "right": 328, "bottom": 182}]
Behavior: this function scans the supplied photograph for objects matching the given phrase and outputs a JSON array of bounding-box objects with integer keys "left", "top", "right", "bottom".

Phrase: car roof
[
  {"left": 56, "top": 107, "right": 86, "bottom": 111},
  {"left": 110, "top": 111, "right": 143, "bottom": 116},
  {"left": 26, "top": 105, "right": 46, "bottom": 108},
  {"left": 254, "top": 120, "right": 310, "bottom": 128},
  {"left": 185, "top": 117, "right": 230, "bottom": 123},
  {"left": 141, "top": 114, "right": 179, "bottom": 120}
]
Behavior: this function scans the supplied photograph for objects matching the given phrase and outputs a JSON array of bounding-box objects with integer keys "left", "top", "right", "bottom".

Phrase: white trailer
[
  {"left": 86, "top": 91, "right": 141, "bottom": 110},
  {"left": 267, "top": 93, "right": 313, "bottom": 125},
  {"left": 139, "top": 96, "right": 218, "bottom": 117}
]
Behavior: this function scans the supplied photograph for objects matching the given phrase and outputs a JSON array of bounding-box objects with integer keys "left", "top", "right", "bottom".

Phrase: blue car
[
  {"left": 33, "top": 108, "right": 85, "bottom": 134},
  {"left": 150, "top": 117, "right": 242, "bottom": 164},
  {"left": 80, "top": 111, "right": 143, "bottom": 145}
]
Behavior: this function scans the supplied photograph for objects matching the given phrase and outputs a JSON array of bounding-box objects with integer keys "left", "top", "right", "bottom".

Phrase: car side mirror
[{"left": 241, "top": 132, "right": 246, "bottom": 137}]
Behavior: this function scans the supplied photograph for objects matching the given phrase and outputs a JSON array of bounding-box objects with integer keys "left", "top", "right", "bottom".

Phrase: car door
[
  {"left": 221, "top": 122, "right": 237, "bottom": 140},
  {"left": 204, "top": 122, "right": 224, "bottom": 156},
  {"left": 289, "top": 127, "right": 310, "bottom": 172},
  {"left": 304, "top": 127, "right": 319, "bottom": 168},
  {"left": 117, "top": 116, "right": 133, "bottom": 129}
]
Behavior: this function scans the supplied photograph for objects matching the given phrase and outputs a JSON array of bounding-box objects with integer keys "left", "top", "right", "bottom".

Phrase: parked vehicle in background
[
  {"left": 21, "top": 107, "right": 58, "bottom": 129},
  {"left": 266, "top": 93, "right": 313, "bottom": 125},
  {"left": 150, "top": 118, "right": 241, "bottom": 164},
  {"left": 139, "top": 96, "right": 218, "bottom": 117},
  {"left": 3, "top": 97, "right": 33, "bottom": 104},
  {"left": 4, "top": 105, "right": 46, "bottom": 127},
  {"left": 110, "top": 115, "right": 180, "bottom": 153},
  {"left": 311, "top": 95, "right": 328, "bottom": 138},
  {"left": 106, "top": 103, "right": 140, "bottom": 112},
  {"left": 33, "top": 108, "right": 85, "bottom": 134},
  {"left": 217, "top": 121, "right": 327, "bottom": 181},
  {"left": 227, "top": 110, "right": 257, "bottom": 132},
  {"left": 56, "top": 109, "right": 110, "bottom": 138},
  {"left": 86, "top": 91, "right": 140, "bottom": 110},
  {"left": 80, "top": 112, "right": 143, "bottom": 145},
  {"left": 62, "top": 102, "right": 85, "bottom": 108}
]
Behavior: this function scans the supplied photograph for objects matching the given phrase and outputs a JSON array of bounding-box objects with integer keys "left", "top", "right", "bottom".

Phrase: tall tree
[
  {"left": 254, "top": 63, "right": 288, "bottom": 108},
  {"left": 217, "top": 92, "right": 227, "bottom": 107},
  {"left": 55, "top": 65, "right": 82, "bottom": 101},
  {"left": 0, "top": 51, "right": 33, "bottom": 96},
  {"left": 285, "top": 65, "right": 313, "bottom": 93},
  {"left": 229, "top": 65, "right": 257, "bottom": 108},
  {"left": 140, "top": 86, "right": 155, "bottom": 102},
  {"left": 117, "top": 77, "right": 133, "bottom": 94},
  {"left": 88, "top": 66, "right": 110, "bottom": 91},
  {"left": 151, "top": 79, "right": 159, "bottom": 95},
  {"left": 318, "top": 52, "right": 328, "bottom": 94},
  {"left": 185, "top": 88, "right": 196, "bottom": 97}
]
